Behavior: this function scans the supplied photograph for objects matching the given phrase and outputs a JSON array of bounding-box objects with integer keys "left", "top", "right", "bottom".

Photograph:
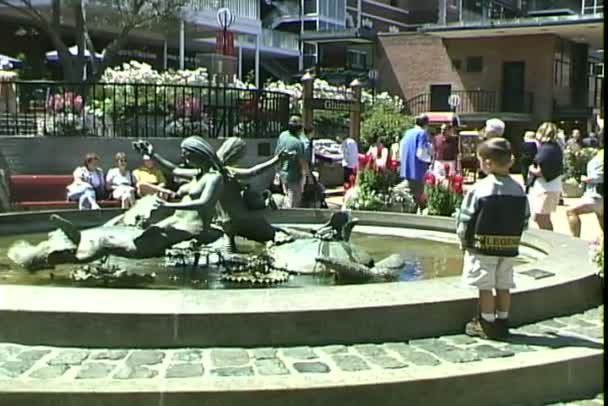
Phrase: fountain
[{"left": 0, "top": 138, "right": 602, "bottom": 405}]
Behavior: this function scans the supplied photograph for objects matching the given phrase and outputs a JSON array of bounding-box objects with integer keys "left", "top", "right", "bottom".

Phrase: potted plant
[{"left": 562, "top": 146, "right": 598, "bottom": 198}]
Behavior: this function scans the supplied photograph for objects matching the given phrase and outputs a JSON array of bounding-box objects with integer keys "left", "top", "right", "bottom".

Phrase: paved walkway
[
  {"left": 326, "top": 175, "right": 603, "bottom": 243},
  {"left": 0, "top": 305, "right": 603, "bottom": 405}
]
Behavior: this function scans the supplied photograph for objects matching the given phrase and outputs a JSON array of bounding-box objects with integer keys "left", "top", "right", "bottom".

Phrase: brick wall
[{"left": 376, "top": 32, "right": 558, "bottom": 123}]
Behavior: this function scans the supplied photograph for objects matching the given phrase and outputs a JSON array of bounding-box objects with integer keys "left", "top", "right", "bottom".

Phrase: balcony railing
[
  {"left": 261, "top": 29, "right": 299, "bottom": 51},
  {"left": 581, "top": 0, "right": 603, "bottom": 14},
  {"left": 236, "top": 30, "right": 299, "bottom": 52},
  {"left": 405, "top": 90, "right": 534, "bottom": 116},
  {"left": 187, "top": 0, "right": 260, "bottom": 20}
]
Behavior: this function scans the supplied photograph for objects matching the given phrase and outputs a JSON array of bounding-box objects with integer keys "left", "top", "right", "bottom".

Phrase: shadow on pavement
[{"left": 501, "top": 332, "right": 603, "bottom": 350}]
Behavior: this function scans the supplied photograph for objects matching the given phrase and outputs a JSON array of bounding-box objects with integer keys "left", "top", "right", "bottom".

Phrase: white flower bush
[{"left": 80, "top": 61, "right": 406, "bottom": 138}]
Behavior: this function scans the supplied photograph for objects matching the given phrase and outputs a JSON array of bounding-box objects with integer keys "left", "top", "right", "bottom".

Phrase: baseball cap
[
  {"left": 288, "top": 115, "right": 302, "bottom": 126},
  {"left": 142, "top": 154, "right": 152, "bottom": 160},
  {"left": 485, "top": 118, "right": 505, "bottom": 136}
]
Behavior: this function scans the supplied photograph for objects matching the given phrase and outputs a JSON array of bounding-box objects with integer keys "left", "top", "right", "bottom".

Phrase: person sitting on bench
[
  {"left": 66, "top": 152, "right": 106, "bottom": 210},
  {"left": 133, "top": 154, "right": 174, "bottom": 199}
]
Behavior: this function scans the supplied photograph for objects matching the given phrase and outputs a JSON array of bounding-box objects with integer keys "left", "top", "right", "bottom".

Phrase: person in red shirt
[{"left": 432, "top": 123, "right": 459, "bottom": 177}]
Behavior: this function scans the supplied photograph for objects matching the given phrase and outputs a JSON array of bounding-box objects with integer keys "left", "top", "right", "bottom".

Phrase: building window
[
  {"left": 347, "top": 50, "right": 368, "bottom": 69},
  {"left": 554, "top": 39, "right": 573, "bottom": 88},
  {"left": 466, "top": 56, "right": 483, "bottom": 73}
]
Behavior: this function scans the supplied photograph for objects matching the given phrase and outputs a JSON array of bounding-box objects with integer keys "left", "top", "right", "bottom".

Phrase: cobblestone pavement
[
  {"left": 546, "top": 393, "right": 604, "bottom": 406},
  {"left": 0, "top": 306, "right": 603, "bottom": 402}
]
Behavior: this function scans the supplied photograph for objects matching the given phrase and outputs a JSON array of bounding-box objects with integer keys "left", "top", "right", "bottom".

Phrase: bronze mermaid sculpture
[{"left": 8, "top": 136, "right": 291, "bottom": 270}]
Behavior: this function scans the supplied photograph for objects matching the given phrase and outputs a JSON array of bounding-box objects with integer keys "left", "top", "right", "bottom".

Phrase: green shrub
[
  {"left": 563, "top": 147, "right": 598, "bottom": 182},
  {"left": 360, "top": 103, "right": 413, "bottom": 151}
]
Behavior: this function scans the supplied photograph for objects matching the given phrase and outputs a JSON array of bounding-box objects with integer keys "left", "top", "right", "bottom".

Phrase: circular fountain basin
[{"left": 0, "top": 208, "right": 602, "bottom": 348}]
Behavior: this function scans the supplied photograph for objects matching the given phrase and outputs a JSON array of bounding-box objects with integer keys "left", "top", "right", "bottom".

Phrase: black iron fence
[
  {"left": 405, "top": 90, "right": 535, "bottom": 116},
  {"left": 0, "top": 81, "right": 291, "bottom": 138}
]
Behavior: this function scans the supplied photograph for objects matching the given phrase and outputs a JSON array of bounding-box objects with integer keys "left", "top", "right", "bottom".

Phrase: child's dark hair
[{"left": 477, "top": 138, "right": 512, "bottom": 166}]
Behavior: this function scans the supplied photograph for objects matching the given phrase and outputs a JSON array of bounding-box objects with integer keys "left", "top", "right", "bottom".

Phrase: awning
[
  {"left": 424, "top": 112, "right": 460, "bottom": 126},
  {"left": 45, "top": 46, "right": 103, "bottom": 62},
  {"left": 0, "top": 54, "right": 22, "bottom": 70}
]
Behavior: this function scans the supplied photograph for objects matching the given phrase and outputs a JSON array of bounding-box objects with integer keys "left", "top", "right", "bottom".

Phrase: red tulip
[{"left": 423, "top": 172, "right": 436, "bottom": 185}]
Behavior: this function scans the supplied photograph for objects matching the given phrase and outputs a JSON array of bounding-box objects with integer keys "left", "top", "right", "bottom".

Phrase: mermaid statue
[{"left": 8, "top": 136, "right": 291, "bottom": 270}]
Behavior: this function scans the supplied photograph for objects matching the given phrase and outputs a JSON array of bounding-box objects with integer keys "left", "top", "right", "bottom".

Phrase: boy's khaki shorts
[{"left": 461, "top": 251, "right": 516, "bottom": 290}]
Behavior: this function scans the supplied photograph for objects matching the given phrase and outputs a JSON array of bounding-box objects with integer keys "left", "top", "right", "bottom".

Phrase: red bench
[{"left": 9, "top": 175, "right": 120, "bottom": 210}]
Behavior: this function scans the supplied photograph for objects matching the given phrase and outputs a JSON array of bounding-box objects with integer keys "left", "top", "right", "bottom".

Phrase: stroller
[
  {"left": 301, "top": 173, "right": 328, "bottom": 208},
  {"left": 270, "top": 171, "right": 328, "bottom": 209}
]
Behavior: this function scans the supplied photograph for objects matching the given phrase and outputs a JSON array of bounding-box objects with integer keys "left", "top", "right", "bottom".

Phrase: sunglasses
[{"left": 117, "top": 159, "right": 128, "bottom": 163}]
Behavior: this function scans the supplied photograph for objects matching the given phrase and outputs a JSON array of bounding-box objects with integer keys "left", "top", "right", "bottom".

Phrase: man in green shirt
[{"left": 275, "top": 115, "right": 309, "bottom": 208}]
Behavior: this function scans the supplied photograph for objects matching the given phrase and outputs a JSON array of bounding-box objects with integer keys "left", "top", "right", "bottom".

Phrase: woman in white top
[
  {"left": 106, "top": 152, "right": 136, "bottom": 209},
  {"left": 66, "top": 153, "right": 106, "bottom": 210}
]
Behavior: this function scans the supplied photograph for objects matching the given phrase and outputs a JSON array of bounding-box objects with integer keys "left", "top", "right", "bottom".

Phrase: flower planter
[{"left": 562, "top": 179, "right": 585, "bottom": 198}]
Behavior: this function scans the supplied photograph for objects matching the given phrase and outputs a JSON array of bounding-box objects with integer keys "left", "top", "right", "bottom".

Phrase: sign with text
[{"left": 310, "top": 98, "right": 360, "bottom": 112}]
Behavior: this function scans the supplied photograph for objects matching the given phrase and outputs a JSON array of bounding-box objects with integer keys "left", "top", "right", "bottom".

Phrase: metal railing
[
  {"left": 187, "top": 0, "right": 260, "bottom": 20},
  {"left": 261, "top": 29, "right": 300, "bottom": 51},
  {"left": 405, "top": 90, "right": 534, "bottom": 116},
  {"left": 0, "top": 81, "right": 291, "bottom": 138},
  {"left": 581, "top": 0, "right": 603, "bottom": 14}
]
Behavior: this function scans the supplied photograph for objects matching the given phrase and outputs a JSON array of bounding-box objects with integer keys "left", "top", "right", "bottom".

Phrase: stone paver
[
  {"left": 210, "top": 349, "right": 249, "bottom": 367},
  {"left": 91, "top": 350, "right": 129, "bottom": 361},
  {"left": 332, "top": 354, "right": 371, "bottom": 372},
  {"left": 172, "top": 350, "right": 204, "bottom": 362},
  {"left": 0, "top": 304, "right": 602, "bottom": 406},
  {"left": 125, "top": 350, "right": 164, "bottom": 366},
  {"left": 281, "top": 347, "right": 318, "bottom": 360},
  {"left": 113, "top": 366, "right": 158, "bottom": 380},
  {"left": 165, "top": 363, "right": 204, "bottom": 379},
  {"left": 29, "top": 365, "right": 70, "bottom": 379},
  {"left": 255, "top": 358, "right": 290, "bottom": 376},
  {"left": 293, "top": 361, "right": 330, "bottom": 374},
  {"left": 210, "top": 366, "right": 254, "bottom": 377},
  {"left": 47, "top": 350, "right": 90, "bottom": 366},
  {"left": 75, "top": 363, "right": 116, "bottom": 379}
]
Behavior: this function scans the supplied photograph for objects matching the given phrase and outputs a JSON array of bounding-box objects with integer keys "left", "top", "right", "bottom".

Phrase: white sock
[
  {"left": 481, "top": 313, "right": 496, "bottom": 322},
  {"left": 496, "top": 311, "right": 509, "bottom": 320}
]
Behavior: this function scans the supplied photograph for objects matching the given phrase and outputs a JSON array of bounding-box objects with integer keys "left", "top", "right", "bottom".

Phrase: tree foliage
[
  {"left": 360, "top": 99, "right": 413, "bottom": 151},
  {"left": 0, "top": 0, "right": 187, "bottom": 82}
]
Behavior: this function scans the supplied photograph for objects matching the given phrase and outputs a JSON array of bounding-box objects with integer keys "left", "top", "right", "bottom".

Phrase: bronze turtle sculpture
[{"left": 268, "top": 212, "right": 404, "bottom": 282}]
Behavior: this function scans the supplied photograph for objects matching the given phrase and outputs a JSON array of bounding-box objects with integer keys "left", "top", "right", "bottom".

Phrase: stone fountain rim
[{"left": 0, "top": 208, "right": 595, "bottom": 316}]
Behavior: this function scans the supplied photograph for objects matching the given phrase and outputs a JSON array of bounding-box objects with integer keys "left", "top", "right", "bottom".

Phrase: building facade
[{"left": 375, "top": 0, "right": 603, "bottom": 141}]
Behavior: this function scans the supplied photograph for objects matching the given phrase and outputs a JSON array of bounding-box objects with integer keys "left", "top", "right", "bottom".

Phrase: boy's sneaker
[
  {"left": 465, "top": 317, "right": 500, "bottom": 340},
  {"left": 495, "top": 318, "right": 510, "bottom": 338}
]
